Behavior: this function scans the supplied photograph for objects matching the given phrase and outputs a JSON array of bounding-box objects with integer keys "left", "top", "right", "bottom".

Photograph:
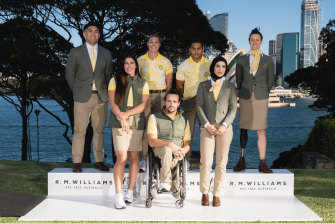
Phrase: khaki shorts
[{"left": 112, "top": 116, "right": 144, "bottom": 152}]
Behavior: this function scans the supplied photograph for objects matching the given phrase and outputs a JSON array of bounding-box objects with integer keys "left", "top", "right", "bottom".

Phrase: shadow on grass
[{"left": 292, "top": 168, "right": 335, "bottom": 199}]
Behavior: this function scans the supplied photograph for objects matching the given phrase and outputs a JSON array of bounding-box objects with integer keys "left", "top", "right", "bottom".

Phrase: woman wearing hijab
[
  {"left": 196, "top": 56, "right": 237, "bottom": 207},
  {"left": 233, "top": 28, "right": 275, "bottom": 173},
  {"left": 108, "top": 55, "right": 149, "bottom": 209}
]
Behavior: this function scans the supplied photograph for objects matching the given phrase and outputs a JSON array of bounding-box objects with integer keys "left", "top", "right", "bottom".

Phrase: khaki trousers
[
  {"left": 72, "top": 93, "right": 107, "bottom": 163},
  {"left": 142, "top": 92, "right": 165, "bottom": 159},
  {"left": 200, "top": 124, "right": 233, "bottom": 196},
  {"left": 182, "top": 97, "right": 198, "bottom": 160},
  {"left": 154, "top": 146, "right": 180, "bottom": 183}
]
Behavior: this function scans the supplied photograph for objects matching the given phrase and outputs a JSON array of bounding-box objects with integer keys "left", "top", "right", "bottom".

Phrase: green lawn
[{"left": 0, "top": 160, "right": 334, "bottom": 223}]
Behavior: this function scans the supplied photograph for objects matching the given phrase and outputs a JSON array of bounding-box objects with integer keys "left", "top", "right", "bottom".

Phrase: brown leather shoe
[
  {"left": 213, "top": 196, "right": 220, "bottom": 207},
  {"left": 201, "top": 194, "right": 209, "bottom": 206},
  {"left": 258, "top": 159, "right": 273, "bottom": 173},
  {"left": 95, "top": 162, "right": 110, "bottom": 171},
  {"left": 233, "top": 156, "right": 246, "bottom": 171},
  {"left": 72, "top": 163, "right": 82, "bottom": 173}
]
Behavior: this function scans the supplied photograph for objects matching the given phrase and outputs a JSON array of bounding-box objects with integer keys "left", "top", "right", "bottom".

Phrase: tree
[
  {"left": 0, "top": 18, "right": 72, "bottom": 160},
  {"left": 285, "top": 19, "right": 335, "bottom": 118}
]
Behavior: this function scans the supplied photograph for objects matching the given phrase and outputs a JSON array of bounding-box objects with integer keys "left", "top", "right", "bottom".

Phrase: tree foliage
[
  {"left": 285, "top": 19, "right": 335, "bottom": 118},
  {"left": 0, "top": 18, "right": 72, "bottom": 160},
  {"left": 1, "top": 0, "right": 228, "bottom": 61},
  {"left": 0, "top": 0, "right": 228, "bottom": 161}
]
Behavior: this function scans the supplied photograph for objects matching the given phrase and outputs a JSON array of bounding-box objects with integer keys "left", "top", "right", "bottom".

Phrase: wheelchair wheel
[
  {"left": 180, "top": 158, "right": 187, "bottom": 199},
  {"left": 146, "top": 199, "right": 152, "bottom": 208},
  {"left": 175, "top": 199, "right": 184, "bottom": 208},
  {"left": 146, "top": 148, "right": 154, "bottom": 207}
]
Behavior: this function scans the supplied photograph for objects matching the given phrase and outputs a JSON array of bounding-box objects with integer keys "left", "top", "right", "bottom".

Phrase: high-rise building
[
  {"left": 300, "top": 0, "right": 319, "bottom": 68},
  {"left": 276, "top": 33, "right": 299, "bottom": 87},
  {"left": 209, "top": 12, "right": 229, "bottom": 40},
  {"left": 269, "top": 40, "right": 276, "bottom": 56}
]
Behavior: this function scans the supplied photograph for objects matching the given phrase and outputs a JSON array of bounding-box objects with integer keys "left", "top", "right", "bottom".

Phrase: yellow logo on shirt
[
  {"left": 178, "top": 123, "right": 184, "bottom": 130},
  {"left": 159, "top": 65, "right": 164, "bottom": 70}
]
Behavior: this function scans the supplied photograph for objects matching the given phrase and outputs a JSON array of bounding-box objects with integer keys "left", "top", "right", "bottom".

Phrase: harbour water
[{"left": 0, "top": 96, "right": 327, "bottom": 168}]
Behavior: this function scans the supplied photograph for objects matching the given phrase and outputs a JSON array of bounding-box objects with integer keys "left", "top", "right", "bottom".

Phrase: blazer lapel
[
  {"left": 246, "top": 54, "right": 251, "bottom": 73},
  {"left": 205, "top": 81, "right": 215, "bottom": 100},
  {"left": 95, "top": 45, "right": 104, "bottom": 74},
  {"left": 217, "top": 80, "right": 227, "bottom": 99},
  {"left": 81, "top": 44, "right": 94, "bottom": 72},
  {"left": 255, "top": 54, "right": 265, "bottom": 76}
]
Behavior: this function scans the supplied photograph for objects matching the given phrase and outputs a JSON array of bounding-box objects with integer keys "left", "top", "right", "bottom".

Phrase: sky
[{"left": 196, "top": 0, "right": 335, "bottom": 54}]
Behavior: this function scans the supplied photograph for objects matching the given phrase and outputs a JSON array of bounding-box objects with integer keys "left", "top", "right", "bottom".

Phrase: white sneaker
[
  {"left": 125, "top": 189, "right": 133, "bottom": 203},
  {"left": 139, "top": 159, "right": 146, "bottom": 172},
  {"left": 159, "top": 182, "right": 171, "bottom": 192},
  {"left": 114, "top": 193, "right": 126, "bottom": 209}
]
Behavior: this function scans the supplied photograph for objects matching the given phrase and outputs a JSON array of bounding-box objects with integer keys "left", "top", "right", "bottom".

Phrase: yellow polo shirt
[
  {"left": 137, "top": 53, "right": 173, "bottom": 90},
  {"left": 176, "top": 56, "right": 210, "bottom": 100},
  {"left": 147, "top": 113, "right": 191, "bottom": 142},
  {"left": 108, "top": 77, "right": 149, "bottom": 107}
]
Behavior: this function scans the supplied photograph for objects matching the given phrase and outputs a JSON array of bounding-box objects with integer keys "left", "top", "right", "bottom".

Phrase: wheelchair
[{"left": 145, "top": 147, "right": 187, "bottom": 208}]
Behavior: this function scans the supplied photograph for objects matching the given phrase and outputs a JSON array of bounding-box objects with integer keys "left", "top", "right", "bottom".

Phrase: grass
[{"left": 0, "top": 160, "right": 334, "bottom": 223}]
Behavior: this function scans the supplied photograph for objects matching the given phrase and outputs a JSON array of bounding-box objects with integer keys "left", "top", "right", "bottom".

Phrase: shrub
[{"left": 304, "top": 118, "right": 335, "bottom": 160}]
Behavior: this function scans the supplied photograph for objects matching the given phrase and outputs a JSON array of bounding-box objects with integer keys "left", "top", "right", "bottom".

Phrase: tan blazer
[
  {"left": 196, "top": 79, "right": 237, "bottom": 127},
  {"left": 65, "top": 44, "right": 113, "bottom": 103},
  {"left": 236, "top": 54, "right": 274, "bottom": 100}
]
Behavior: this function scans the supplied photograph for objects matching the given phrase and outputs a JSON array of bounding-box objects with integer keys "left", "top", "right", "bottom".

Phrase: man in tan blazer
[{"left": 66, "top": 22, "right": 113, "bottom": 172}]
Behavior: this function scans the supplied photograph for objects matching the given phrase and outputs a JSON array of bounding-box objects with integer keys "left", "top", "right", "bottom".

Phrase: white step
[
  {"left": 48, "top": 168, "right": 293, "bottom": 197},
  {"left": 19, "top": 168, "right": 321, "bottom": 221}
]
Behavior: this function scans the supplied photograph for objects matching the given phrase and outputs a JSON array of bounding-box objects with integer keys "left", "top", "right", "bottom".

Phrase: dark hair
[
  {"left": 189, "top": 39, "right": 204, "bottom": 48},
  {"left": 164, "top": 89, "right": 182, "bottom": 102},
  {"left": 209, "top": 56, "right": 229, "bottom": 80},
  {"left": 83, "top": 22, "right": 100, "bottom": 32},
  {"left": 114, "top": 54, "right": 141, "bottom": 104},
  {"left": 248, "top": 28, "right": 263, "bottom": 41},
  {"left": 147, "top": 34, "right": 162, "bottom": 43}
]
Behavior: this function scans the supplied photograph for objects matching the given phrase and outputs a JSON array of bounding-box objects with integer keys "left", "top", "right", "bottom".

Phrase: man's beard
[{"left": 165, "top": 107, "right": 175, "bottom": 114}]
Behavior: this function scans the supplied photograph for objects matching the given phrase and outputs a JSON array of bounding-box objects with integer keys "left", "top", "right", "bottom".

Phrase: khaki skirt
[
  {"left": 112, "top": 116, "right": 144, "bottom": 152},
  {"left": 239, "top": 91, "right": 268, "bottom": 130}
]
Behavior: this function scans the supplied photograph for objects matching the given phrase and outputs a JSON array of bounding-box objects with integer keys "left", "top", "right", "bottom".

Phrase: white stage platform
[{"left": 19, "top": 169, "right": 322, "bottom": 222}]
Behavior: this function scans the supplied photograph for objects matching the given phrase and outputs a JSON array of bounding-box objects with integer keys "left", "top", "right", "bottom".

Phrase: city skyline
[{"left": 196, "top": 0, "right": 335, "bottom": 54}]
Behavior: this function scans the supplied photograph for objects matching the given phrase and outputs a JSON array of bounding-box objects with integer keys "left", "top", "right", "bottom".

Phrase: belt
[
  {"left": 149, "top": 89, "right": 166, "bottom": 93},
  {"left": 92, "top": 90, "right": 98, "bottom": 94}
]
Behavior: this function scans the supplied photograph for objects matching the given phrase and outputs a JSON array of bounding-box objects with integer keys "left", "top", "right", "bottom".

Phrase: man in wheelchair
[{"left": 147, "top": 89, "right": 191, "bottom": 192}]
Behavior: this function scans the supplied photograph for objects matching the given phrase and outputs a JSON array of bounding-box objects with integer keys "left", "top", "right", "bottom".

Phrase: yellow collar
[
  {"left": 188, "top": 56, "right": 206, "bottom": 64},
  {"left": 144, "top": 52, "right": 162, "bottom": 61}
]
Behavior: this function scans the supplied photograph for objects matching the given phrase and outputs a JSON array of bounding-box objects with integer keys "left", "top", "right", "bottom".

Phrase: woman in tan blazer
[
  {"left": 196, "top": 56, "right": 237, "bottom": 207},
  {"left": 234, "top": 28, "right": 275, "bottom": 173}
]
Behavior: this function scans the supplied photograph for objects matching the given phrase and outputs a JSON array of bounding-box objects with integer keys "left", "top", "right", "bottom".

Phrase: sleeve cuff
[
  {"left": 222, "top": 122, "right": 228, "bottom": 128},
  {"left": 204, "top": 122, "right": 210, "bottom": 128}
]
